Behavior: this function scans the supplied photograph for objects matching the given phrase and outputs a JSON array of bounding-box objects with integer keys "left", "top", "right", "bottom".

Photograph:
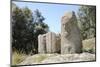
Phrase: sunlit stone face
[{"left": 61, "top": 11, "right": 82, "bottom": 54}]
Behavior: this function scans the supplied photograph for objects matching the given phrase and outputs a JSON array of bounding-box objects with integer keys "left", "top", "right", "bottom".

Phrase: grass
[
  {"left": 30, "top": 54, "right": 49, "bottom": 63},
  {"left": 12, "top": 51, "right": 50, "bottom": 65},
  {"left": 12, "top": 51, "right": 28, "bottom": 65},
  {"left": 18, "top": 54, "right": 58, "bottom": 65},
  {"left": 82, "top": 38, "right": 95, "bottom": 53}
]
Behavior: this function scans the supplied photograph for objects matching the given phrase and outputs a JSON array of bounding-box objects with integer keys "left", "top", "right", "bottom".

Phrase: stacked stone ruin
[{"left": 38, "top": 11, "right": 82, "bottom": 54}]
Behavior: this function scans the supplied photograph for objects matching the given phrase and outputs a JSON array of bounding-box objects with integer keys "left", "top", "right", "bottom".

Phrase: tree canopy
[
  {"left": 12, "top": 3, "right": 49, "bottom": 54},
  {"left": 77, "top": 6, "right": 96, "bottom": 40}
]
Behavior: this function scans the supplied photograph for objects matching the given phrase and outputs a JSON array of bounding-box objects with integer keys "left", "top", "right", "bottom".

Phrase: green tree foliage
[
  {"left": 32, "top": 9, "right": 49, "bottom": 53},
  {"left": 12, "top": 3, "right": 49, "bottom": 54},
  {"left": 78, "top": 6, "right": 96, "bottom": 40}
]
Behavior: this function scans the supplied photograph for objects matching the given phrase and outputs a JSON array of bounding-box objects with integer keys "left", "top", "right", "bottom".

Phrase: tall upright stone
[
  {"left": 38, "top": 35, "right": 41, "bottom": 53},
  {"left": 61, "top": 11, "right": 82, "bottom": 54},
  {"left": 38, "top": 34, "right": 46, "bottom": 53},
  {"left": 56, "top": 34, "right": 61, "bottom": 53},
  {"left": 46, "top": 32, "right": 51, "bottom": 53},
  {"left": 46, "top": 32, "right": 60, "bottom": 53}
]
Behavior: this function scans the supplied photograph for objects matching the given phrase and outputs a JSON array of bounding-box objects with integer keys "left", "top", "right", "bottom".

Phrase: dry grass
[
  {"left": 82, "top": 38, "right": 95, "bottom": 53},
  {"left": 19, "top": 54, "right": 58, "bottom": 65},
  {"left": 12, "top": 51, "right": 28, "bottom": 65},
  {"left": 32, "top": 54, "right": 48, "bottom": 62}
]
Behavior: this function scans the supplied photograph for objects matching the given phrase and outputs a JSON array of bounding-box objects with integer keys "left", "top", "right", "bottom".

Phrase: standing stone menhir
[
  {"left": 61, "top": 11, "right": 82, "bottom": 54},
  {"left": 38, "top": 34, "right": 46, "bottom": 53},
  {"left": 46, "top": 32, "right": 59, "bottom": 53},
  {"left": 38, "top": 32, "right": 60, "bottom": 54}
]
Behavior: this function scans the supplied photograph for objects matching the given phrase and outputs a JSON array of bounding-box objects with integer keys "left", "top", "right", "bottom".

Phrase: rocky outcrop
[{"left": 19, "top": 53, "right": 95, "bottom": 65}]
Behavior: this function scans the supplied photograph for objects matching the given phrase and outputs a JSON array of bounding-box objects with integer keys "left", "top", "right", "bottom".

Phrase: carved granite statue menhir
[{"left": 61, "top": 11, "right": 82, "bottom": 54}]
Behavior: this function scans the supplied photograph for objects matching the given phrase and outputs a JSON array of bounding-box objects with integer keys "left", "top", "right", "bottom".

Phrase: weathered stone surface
[
  {"left": 46, "top": 32, "right": 51, "bottom": 53},
  {"left": 38, "top": 32, "right": 60, "bottom": 54},
  {"left": 19, "top": 53, "right": 95, "bottom": 65},
  {"left": 51, "top": 32, "right": 57, "bottom": 53},
  {"left": 38, "top": 34, "right": 46, "bottom": 53},
  {"left": 38, "top": 35, "right": 41, "bottom": 53},
  {"left": 61, "top": 11, "right": 82, "bottom": 54},
  {"left": 41, "top": 53, "right": 95, "bottom": 63},
  {"left": 56, "top": 34, "right": 61, "bottom": 53},
  {"left": 46, "top": 32, "right": 59, "bottom": 53}
]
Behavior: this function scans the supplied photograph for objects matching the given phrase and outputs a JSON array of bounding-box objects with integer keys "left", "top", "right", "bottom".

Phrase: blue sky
[{"left": 13, "top": 1, "right": 80, "bottom": 33}]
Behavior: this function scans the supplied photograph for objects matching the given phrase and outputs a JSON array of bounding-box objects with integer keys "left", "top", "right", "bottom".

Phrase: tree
[
  {"left": 32, "top": 9, "right": 49, "bottom": 53},
  {"left": 12, "top": 3, "right": 49, "bottom": 54},
  {"left": 77, "top": 6, "right": 96, "bottom": 40},
  {"left": 33, "top": 9, "right": 45, "bottom": 23},
  {"left": 12, "top": 6, "right": 33, "bottom": 54}
]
